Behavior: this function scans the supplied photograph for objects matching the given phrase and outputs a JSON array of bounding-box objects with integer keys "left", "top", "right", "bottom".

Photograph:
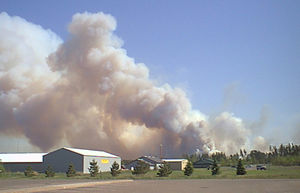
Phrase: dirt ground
[{"left": 1, "top": 179, "right": 300, "bottom": 193}]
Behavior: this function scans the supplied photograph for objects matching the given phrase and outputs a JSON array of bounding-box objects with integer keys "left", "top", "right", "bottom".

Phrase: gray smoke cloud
[
  {"left": 0, "top": 12, "right": 61, "bottom": 137},
  {"left": 249, "top": 105, "right": 270, "bottom": 132},
  {"left": 0, "top": 12, "right": 264, "bottom": 158},
  {"left": 222, "top": 82, "right": 246, "bottom": 111},
  {"left": 292, "top": 115, "right": 300, "bottom": 144},
  {"left": 253, "top": 136, "right": 269, "bottom": 152}
]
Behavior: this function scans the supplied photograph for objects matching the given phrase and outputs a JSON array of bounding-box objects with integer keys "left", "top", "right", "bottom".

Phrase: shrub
[
  {"left": 88, "top": 159, "right": 99, "bottom": 177},
  {"left": 66, "top": 163, "right": 76, "bottom": 177},
  {"left": 157, "top": 162, "right": 172, "bottom": 177},
  {"left": 0, "top": 164, "right": 5, "bottom": 174},
  {"left": 24, "top": 166, "right": 35, "bottom": 177},
  {"left": 236, "top": 159, "right": 247, "bottom": 175},
  {"left": 132, "top": 160, "right": 150, "bottom": 175},
  {"left": 110, "top": 161, "right": 121, "bottom": 177},
  {"left": 184, "top": 161, "right": 193, "bottom": 176},
  {"left": 45, "top": 165, "right": 55, "bottom": 177},
  {"left": 211, "top": 159, "right": 220, "bottom": 175}
]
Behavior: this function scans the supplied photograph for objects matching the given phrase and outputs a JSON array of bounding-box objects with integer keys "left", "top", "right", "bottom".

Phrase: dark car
[{"left": 256, "top": 165, "right": 267, "bottom": 170}]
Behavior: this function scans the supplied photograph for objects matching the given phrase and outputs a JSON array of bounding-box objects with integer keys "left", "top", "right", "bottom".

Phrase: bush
[
  {"left": 157, "top": 162, "right": 172, "bottom": 177},
  {"left": 45, "top": 165, "right": 55, "bottom": 177},
  {"left": 236, "top": 159, "right": 247, "bottom": 175},
  {"left": 184, "top": 161, "right": 193, "bottom": 176},
  {"left": 24, "top": 166, "right": 36, "bottom": 177},
  {"left": 66, "top": 163, "right": 76, "bottom": 177},
  {"left": 88, "top": 159, "right": 99, "bottom": 177},
  {"left": 110, "top": 161, "right": 121, "bottom": 177},
  {"left": 211, "top": 159, "right": 220, "bottom": 175},
  {"left": 132, "top": 160, "right": 150, "bottom": 175},
  {"left": 0, "top": 164, "right": 5, "bottom": 174}
]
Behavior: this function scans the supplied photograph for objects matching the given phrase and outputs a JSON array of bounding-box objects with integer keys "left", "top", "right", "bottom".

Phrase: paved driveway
[{"left": 1, "top": 179, "right": 300, "bottom": 193}]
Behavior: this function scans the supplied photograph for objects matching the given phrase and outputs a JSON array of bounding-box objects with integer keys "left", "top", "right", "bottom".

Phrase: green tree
[
  {"left": 211, "top": 160, "right": 220, "bottom": 175},
  {"left": 240, "top": 149, "right": 244, "bottom": 158},
  {"left": 183, "top": 153, "right": 198, "bottom": 163},
  {"left": 66, "top": 163, "right": 76, "bottom": 177},
  {"left": 132, "top": 160, "right": 150, "bottom": 175},
  {"left": 243, "top": 149, "right": 247, "bottom": 157},
  {"left": 248, "top": 150, "right": 267, "bottom": 164},
  {"left": 45, "top": 165, "right": 55, "bottom": 177},
  {"left": 211, "top": 152, "right": 227, "bottom": 162},
  {"left": 200, "top": 153, "right": 210, "bottom": 159},
  {"left": 236, "top": 159, "right": 246, "bottom": 175},
  {"left": 0, "top": 164, "right": 5, "bottom": 174},
  {"left": 184, "top": 161, "right": 193, "bottom": 176},
  {"left": 88, "top": 159, "right": 99, "bottom": 177},
  {"left": 157, "top": 162, "right": 172, "bottom": 177},
  {"left": 110, "top": 161, "right": 121, "bottom": 177},
  {"left": 24, "top": 166, "right": 34, "bottom": 177}
]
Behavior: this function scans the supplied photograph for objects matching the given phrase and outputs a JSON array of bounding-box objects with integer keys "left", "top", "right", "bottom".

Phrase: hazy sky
[{"left": 0, "top": 0, "right": 299, "bottom": 152}]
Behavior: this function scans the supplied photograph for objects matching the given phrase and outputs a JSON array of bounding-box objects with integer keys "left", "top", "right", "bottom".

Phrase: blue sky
[{"left": 1, "top": 0, "right": 299, "bottom": 144}]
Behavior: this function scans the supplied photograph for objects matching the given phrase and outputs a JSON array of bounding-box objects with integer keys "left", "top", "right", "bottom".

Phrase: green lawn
[{"left": 1, "top": 166, "right": 300, "bottom": 180}]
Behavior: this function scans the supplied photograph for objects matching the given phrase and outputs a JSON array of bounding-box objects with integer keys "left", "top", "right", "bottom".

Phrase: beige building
[{"left": 162, "top": 158, "right": 188, "bottom": 170}]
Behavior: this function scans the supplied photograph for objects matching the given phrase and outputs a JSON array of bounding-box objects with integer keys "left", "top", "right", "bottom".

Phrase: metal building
[
  {"left": 0, "top": 153, "right": 46, "bottom": 172},
  {"left": 43, "top": 147, "right": 121, "bottom": 173}
]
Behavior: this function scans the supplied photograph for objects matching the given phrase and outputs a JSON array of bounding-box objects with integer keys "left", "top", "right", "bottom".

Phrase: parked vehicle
[{"left": 256, "top": 165, "right": 267, "bottom": 170}]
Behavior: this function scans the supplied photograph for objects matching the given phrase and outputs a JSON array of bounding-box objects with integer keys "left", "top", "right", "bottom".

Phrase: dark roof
[
  {"left": 193, "top": 158, "right": 214, "bottom": 168},
  {"left": 194, "top": 158, "right": 214, "bottom": 164},
  {"left": 124, "top": 156, "right": 162, "bottom": 169},
  {"left": 139, "top": 156, "right": 162, "bottom": 165}
]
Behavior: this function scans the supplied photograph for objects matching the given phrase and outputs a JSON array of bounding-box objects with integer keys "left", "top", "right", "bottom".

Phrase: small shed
[
  {"left": 43, "top": 147, "right": 121, "bottom": 173},
  {"left": 0, "top": 153, "right": 46, "bottom": 172},
  {"left": 162, "top": 158, "right": 188, "bottom": 170}
]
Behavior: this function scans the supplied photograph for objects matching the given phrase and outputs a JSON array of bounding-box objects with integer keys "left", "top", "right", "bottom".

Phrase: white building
[
  {"left": 0, "top": 153, "right": 46, "bottom": 172},
  {"left": 43, "top": 147, "right": 121, "bottom": 173}
]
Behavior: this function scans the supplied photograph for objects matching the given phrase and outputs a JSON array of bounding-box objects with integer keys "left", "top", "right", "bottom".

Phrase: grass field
[{"left": 1, "top": 166, "right": 300, "bottom": 180}]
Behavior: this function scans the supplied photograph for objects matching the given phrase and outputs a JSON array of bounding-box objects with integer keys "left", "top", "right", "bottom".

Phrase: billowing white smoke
[
  {"left": 0, "top": 12, "right": 61, "bottom": 136},
  {"left": 0, "top": 12, "right": 263, "bottom": 157},
  {"left": 253, "top": 136, "right": 269, "bottom": 152}
]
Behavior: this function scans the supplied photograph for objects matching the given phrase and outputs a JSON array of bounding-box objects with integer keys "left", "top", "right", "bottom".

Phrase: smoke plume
[
  {"left": 253, "top": 136, "right": 269, "bottom": 152},
  {"left": 0, "top": 12, "right": 263, "bottom": 158}
]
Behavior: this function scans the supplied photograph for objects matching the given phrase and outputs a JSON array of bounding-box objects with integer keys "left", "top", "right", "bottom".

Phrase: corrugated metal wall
[
  {"left": 43, "top": 148, "right": 83, "bottom": 173},
  {"left": 3, "top": 163, "right": 43, "bottom": 172},
  {"left": 83, "top": 156, "right": 121, "bottom": 173}
]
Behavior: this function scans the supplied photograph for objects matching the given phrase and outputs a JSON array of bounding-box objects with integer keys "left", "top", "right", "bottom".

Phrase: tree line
[{"left": 185, "top": 143, "right": 300, "bottom": 166}]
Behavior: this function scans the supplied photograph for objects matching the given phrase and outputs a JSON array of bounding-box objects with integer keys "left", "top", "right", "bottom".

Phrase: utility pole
[{"left": 160, "top": 144, "right": 163, "bottom": 159}]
